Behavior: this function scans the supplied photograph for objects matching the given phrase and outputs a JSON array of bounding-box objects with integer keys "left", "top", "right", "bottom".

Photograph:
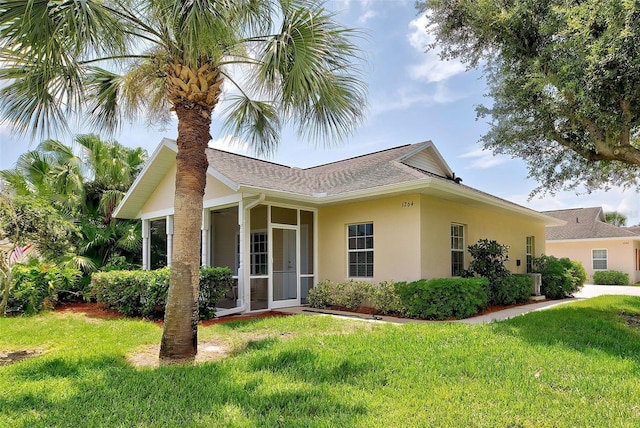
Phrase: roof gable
[
  {"left": 544, "top": 207, "right": 639, "bottom": 240},
  {"left": 396, "top": 141, "right": 453, "bottom": 178}
]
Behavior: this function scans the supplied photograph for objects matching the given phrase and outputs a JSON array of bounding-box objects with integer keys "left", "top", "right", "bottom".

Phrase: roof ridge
[
  {"left": 303, "top": 143, "right": 413, "bottom": 171},
  {"left": 206, "top": 146, "right": 293, "bottom": 170}
]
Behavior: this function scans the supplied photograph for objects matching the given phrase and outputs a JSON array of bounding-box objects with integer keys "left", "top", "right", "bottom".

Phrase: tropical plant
[
  {"left": 0, "top": 0, "right": 366, "bottom": 363},
  {"left": 605, "top": 211, "right": 627, "bottom": 227},
  {"left": 417, "top": 0, "right": 640, "bottom": 196},
  {"left": 465, "top": 238, "right": 511, "bottom": 304}
]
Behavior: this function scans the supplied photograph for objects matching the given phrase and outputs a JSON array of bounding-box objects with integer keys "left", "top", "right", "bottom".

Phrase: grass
[{"left": 1, "top": 296, "right": 640, "bottom": 427}]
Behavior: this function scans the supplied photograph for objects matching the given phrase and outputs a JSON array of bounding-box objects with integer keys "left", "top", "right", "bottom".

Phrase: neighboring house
[
  {"left": 114, "top": 138, "right": 562, "bottom": 315},
  {"left": 544, "top": 207, "right": 640, "bottom": 284}
]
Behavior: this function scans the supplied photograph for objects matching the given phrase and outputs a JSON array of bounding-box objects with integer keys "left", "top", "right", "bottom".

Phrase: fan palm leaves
[{"left": 0, "top": 0, "right": 367, "bottom": 363}]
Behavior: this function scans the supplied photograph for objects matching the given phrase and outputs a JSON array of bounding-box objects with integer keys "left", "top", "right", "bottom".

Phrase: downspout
[{"left": 216, "top": 193, "right": 266, "bottom": 317}]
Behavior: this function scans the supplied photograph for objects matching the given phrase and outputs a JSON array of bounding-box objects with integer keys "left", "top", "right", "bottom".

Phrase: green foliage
[
  {"left": 533, "top": 255, "right": 585, "bottom": 299},
  {"left": 605, "top": 211, "right": 627, "bottom": 227},
  {"left": 92, "top": 266, "right": 232, "bottom": 319},
  {"left": 307, "top": 280, "right": 373, "bottom": 310},
  {"left": 369, "top": 280, "right": 404, "bottom": 315},
  {"left": 396, "top": 278, "right": 489, "bottom": 320},
  {"left": 466, "top": 238, "right": 512, "bottom": 304},
  {"left": 417, "top": 0, "right": 640, "bottom": 195},
  {"left": 494, "top": 275, "right": 533, "bottom": 306},
  {"left": 0, "top": 194, "right": 79, "bottom": 261},
  {"left": 7, "top": 260, "right": 82, "bottom": 315},
  {"left": 307, "top": 280, "right": 334, "bottom": 309},
  {"left": 593, "top": 270, "right": 629, "bottom": 285}
]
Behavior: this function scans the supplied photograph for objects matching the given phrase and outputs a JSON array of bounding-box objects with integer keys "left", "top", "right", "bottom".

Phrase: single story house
[
  {"left": 114, "top": 138, "right": 563, "bottom": 315},
  {"left": 544, "top": 207, "right": 640, "bottom": 284}
]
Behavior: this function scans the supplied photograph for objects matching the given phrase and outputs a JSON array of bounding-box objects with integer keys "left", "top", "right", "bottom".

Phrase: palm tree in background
[
  {"left": 0, "top": 135, "right": 147, "bottom": 270},
  {"left": 0, "top": 0, "right": 367, "bottom": 363}
]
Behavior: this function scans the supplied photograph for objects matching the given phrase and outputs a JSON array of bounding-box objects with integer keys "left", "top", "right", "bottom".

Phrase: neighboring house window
[
  {"left": 348, "top": 223, "right": 373, "bottom": 277},
  {"left": 451, "top": 224, "right": 465, "bottom": 276},
  {"left": 526, "top": 236, "right": 535, "bottom": 273},
  {"left": 251, "top": 232, "right": 268, "bottom": 275},
  {"left": 592, "top": 249, "right": 608, "bottom": 270}
]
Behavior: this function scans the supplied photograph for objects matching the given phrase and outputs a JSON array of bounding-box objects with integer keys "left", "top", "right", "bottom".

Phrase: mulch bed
[{"left": 54, "top": 303, "right": 289, "bottom": 325}]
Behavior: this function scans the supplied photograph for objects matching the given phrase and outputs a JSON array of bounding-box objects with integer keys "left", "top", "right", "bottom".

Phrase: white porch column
[
  {"left": 201, "top": 209, "right": 210, "bottom": 267},
  {"left": 237, "top": 201, "right": 245, "bottom": 306},
  {"left": 142, "top": 219, "right": 150, "bottom": 270},
  {"left": 166, "top": 215, "right": 174, "bottom": 268}
]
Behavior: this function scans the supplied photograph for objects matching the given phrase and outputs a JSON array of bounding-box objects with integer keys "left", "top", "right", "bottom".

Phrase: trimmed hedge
[
  {"left": 307, "top": 280, "right": 404, "bottom": 314},
  {"left": 593, "top": 270, "right": 629, "bottom": 285},
  {"left": 8, "top": 261, "right": 82, "bottom": 315},
  {"left": 396, "top": 278, "right": 489, "bottom": 320},
  {"left": 92, "top": 266, "right": 232, "bottom": 319},
  {"left": 494, "top": 275, "right": 533, "bottom": 305},
  {"left": 533, "top": 255, "right": 586, "bottom": 299}
]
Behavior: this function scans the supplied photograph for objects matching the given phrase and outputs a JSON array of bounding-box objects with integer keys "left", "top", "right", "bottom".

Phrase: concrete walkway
[{"left": 279, "top": 284, "right": 640, "bottom": 325}]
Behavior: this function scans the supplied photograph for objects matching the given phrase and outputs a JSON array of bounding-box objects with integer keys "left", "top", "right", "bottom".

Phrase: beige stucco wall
[
  {"left": 140, "top": 165, "right": 236, "bottom": 217},
  {"left": 317, "top": 194, "right": 422, "bottom": 283},
  {"left": 546, "top": 239, "right": 640, "bottom": 283},
  {"left": 419, "top": 195, "right": 547, "bottom": 279}
]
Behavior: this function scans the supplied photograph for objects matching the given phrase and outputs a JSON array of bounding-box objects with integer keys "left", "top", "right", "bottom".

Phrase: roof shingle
[{"left": 544, "top": 207, "right": 639, "bottom": 240}]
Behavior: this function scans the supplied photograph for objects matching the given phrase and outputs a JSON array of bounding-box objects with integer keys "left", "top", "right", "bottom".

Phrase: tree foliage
[
  {"left": 417, "top": 0, "right": 640, "bottom": 195},
  {"left": 605, "top": 211, "right": 627, "bottom": 227}
]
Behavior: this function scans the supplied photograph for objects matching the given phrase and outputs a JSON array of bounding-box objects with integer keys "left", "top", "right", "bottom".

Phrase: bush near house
[
  {"left": 465, "top": 238, "right": 532, "bottom": 305},
  {"left": 532, "top": 255, "right": 586, "bottom": 299},
  {"left": 8, "top": 260, "right": 82, "bottom": 315},
  {"left": 396, "top": 278, "right": 489, "bottom": 320},
  {"left": 494, "top": 275, "right": 533, "bottom": 305},
  {"left": 593, "top": 270, "right": 629, "bottom": 285},
  {"left": 307, "top": 280, "right": 404, "bottom": 314},
  {"left": 92, "top": 266, "right": 232, "bottom": 319}
]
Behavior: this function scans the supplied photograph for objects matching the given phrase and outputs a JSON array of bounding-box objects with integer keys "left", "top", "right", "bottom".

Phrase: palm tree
[
  {"left": 0, "top": 135, "right": 147, "bottom": 270},
  {"left": 0, "top": 0, "right": 367, "bottom": 363}
]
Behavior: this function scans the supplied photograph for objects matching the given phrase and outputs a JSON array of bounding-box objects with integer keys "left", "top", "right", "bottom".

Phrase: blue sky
[{"left": 1, "top": 0, "right": 639, "bottom": 224}]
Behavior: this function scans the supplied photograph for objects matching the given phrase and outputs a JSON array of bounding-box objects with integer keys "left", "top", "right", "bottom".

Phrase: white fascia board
[
  {"left": 396, "top": 140, "right": 454, "bottom": 178},
  {"left": 203, "top": 193, "right": 242, "bottom": 209},
  {"left": 113, "top": 138, "right": 177, "bottom": 219},
  {"left": 140, "top": 208, "right": 175, "bottom": 220},
  {"left": 548, "top": 236, "right": 640, "bottom": 244},
  {"left": 206, "top": 166, "right": 240, "bottom": 192}
]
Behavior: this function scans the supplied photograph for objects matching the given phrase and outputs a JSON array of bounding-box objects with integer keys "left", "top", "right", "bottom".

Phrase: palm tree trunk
[{"left": 159, "top": 105, "right": 211, "bottom": 363}]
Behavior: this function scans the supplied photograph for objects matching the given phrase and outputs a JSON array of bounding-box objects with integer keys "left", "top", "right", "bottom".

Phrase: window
[
  {"left": 250, "top": 232, "right": 268, "bottom": 275},
  {"left": 451, "top": 224, "right": 465, "bottom": 276},
  {"left": 592, "top": 249, "right": 608, "bottom": 270},
  {"left": 526, "top": 236, "right": 535, "bottom": 273},
  {"left": 348, "top": 223, "right": 373, "bottom": 277}
]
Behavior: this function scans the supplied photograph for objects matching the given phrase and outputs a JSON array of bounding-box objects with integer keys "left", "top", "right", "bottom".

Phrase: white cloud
[
  {"left": 458, "top": 148, "right": 509, "bottom": 169},
  {"left": 358, "top": 9, "right": 377, "bottom": 24},
  {"left": 208, "top": 134, "right": 248, "bottom": 154},
  {"left": 407, "top": 15, "right": 465, "bottom": 83},
  {"left": 370, "top": 82, "right": 464, "bottom": 116}
]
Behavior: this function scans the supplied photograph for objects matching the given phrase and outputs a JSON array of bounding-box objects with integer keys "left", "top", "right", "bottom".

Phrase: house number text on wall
[{"left": 402, "top": 201, "right": 414, "bottom": 208}]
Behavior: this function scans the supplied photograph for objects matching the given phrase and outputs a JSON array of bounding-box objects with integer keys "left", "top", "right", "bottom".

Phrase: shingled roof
[
  {"left": 206, "top": 141, "right": 450, "bottom": 196},
  {"left": 544, "top": 207, "right": 640, "bottom": 240},
  {"left": 114, "top": 138, "right": 562, "bottom": 225}
]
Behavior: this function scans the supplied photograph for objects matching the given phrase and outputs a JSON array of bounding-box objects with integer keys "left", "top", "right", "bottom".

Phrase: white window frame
[
  {"left": 526, "top": 236, "right": 535, "bottom": 273},
  {"left": 347, "top": 222, "right": 374, "bottom": 278},
  {"left": 451, "top": 223, "right": 465, "bottom": 276},
  {"left": 592, "top": 248, "right": 608, "bottom": 270},
  {"left": 250, "top": 230, "right": 268, "bottom": 276}
]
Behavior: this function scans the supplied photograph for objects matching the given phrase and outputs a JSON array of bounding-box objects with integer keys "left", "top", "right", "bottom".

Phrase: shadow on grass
[
  {"left": 492, "top": 296, "right": 640, "bottom": 361},
  {"left": 1, "top": 350, "right": 369, "bottom": 426}
]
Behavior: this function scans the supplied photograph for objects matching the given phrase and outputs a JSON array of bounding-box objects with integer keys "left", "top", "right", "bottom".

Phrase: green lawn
[{"left": 2, "top": 296, "right": 640, "bottom": 427}]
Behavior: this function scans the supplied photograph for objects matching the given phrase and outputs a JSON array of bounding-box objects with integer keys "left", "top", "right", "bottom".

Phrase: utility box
[{"left": 527, "top": 273, "right": 542, "bottom": 296}]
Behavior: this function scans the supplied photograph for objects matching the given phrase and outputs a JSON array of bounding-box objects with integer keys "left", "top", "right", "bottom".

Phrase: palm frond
[{"left": 221, "top": 93, "right": 281, "bottom": 157}]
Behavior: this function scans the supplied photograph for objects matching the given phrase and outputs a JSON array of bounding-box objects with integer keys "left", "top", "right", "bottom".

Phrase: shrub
[
  {"left": 396, "top": 278, "right": 489, "bottom": 320},
  {"left": 8, "top": 260, "right": 82, "bottom": 315},
  {"left": 593, "top": 270, "right": 629, "bottom": 285},
  {"left": 369, "top": 280, "right": 404, "bottom": 314},
  {"left": 466, "top": 238, "right": 511, "bottom": 304},
  {"left": 332, "top": 280, "right": 373, "bottom": 310},
  {"left": 494, "top": 275, "right": 533, "bottom": 305},
  {"left": 92, "top": 266, "right": 232, "bottom": 319},
  {"left": 307, "top": 280, "right": 334, "bottom": 309},
  {"left": 532, "top": 255, "right": 584, "bottom": 299}
]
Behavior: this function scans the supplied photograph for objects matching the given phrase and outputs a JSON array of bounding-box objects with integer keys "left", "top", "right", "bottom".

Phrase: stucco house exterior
[
  {"left": 114, "top": 138, "right": 562, "bottom": 315},
  {"left": 544, "top": 207, "right": 640, "bottom": 284}
]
